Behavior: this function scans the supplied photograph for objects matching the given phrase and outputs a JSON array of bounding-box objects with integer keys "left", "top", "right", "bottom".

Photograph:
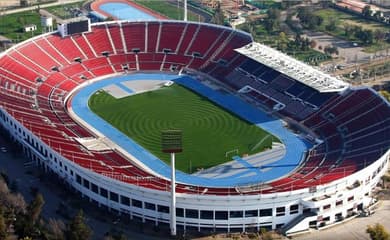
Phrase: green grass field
[
  {"left": 0, "top": 1, "right": 84, "bottom": 42},
  {"left": 89, "top": 84, "right": 276, "bottom": 173},
  {"left": 0, "top": 10, "right": 42, "bottom": 42}
]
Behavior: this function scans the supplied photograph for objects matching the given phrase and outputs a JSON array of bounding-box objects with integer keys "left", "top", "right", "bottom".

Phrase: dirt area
[{"left": 0, "top": 0, "right": 20, "bottom": 8}]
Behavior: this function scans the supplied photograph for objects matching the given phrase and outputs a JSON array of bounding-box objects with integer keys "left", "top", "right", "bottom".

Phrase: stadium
[{"left": 0, "top": 10, "right": 389, "bottom": 236}]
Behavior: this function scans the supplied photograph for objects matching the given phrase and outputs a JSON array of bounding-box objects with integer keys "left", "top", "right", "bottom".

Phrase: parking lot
[{"left": 302, "top": 31, "right": 373, "bottom": 64}]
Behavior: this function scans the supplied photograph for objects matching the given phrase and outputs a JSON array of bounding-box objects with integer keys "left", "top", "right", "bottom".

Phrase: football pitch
[{"left": 89, "top": 84, "right": 277, "bottom": 173}]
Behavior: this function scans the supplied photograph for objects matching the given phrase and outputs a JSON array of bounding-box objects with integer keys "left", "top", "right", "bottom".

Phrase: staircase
[
  {"left": 281, "top": 211, "right": 316, "bottom": 235},
  {"left": 199, "top": 31, "right": 235, "bottom": 70}
]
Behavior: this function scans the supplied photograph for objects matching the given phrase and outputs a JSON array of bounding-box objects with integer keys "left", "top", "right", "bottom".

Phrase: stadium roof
[{"left": 235, "top": 42, "right": 350, "bottom": 93}]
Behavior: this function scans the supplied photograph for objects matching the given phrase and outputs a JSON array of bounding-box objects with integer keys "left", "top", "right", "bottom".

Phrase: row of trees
[
  {"left": 296, "top": 7, "right": 342, "bottom": 33},
  {"left": 277, "top": 33, "right": 339, "bottom": 59},
  {"left": 323, "top": 45, "right": 339, "bottom": 56},
  {"left": 0, "top": 175, "right": 92, "bottom": 240},
  {"left": 279, "top": 33, "right": 313, "bottom": 52},
  {"left": 297, "top": 7, "right": 324, "bottom": 30},
  {"left": 344, "top": 24, "right": 387, "bottom": 44},
  {"left": 297, "top": 7, "right": 389, "bottom": 45},
  {"left": 264, "top": 8, "right": 281, "bottom": 33}
]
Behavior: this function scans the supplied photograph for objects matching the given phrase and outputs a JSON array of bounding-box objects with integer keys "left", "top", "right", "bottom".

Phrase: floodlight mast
[
  {"left": 161, "top": 130, "right": 183, "bottom": 236},
  {"left": 184, "top": 0, "right": 188, "bottom": 21},
  {"left": 170, "top": 152, "right": 176, "bottom": 235}
]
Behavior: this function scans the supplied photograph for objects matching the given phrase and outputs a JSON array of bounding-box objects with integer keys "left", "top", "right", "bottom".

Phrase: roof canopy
[{"left": 235, "top": 42, "right": 349, "bottom": 93}]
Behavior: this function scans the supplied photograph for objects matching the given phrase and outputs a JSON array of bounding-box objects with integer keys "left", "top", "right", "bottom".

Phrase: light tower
[
  {"left": 161, "top": 130, "right": 183, "bottom": 236},
  {"left": 184, "top": 0, "right": 188, "bottom": 21}
]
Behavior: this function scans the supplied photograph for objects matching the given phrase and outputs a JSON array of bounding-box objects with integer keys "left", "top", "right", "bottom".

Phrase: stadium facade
[{"left": 0, "top": 20, "right": 389, "bottom": 235}]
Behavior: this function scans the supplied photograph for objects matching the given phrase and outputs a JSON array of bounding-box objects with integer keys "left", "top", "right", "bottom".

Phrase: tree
[
  {"left": 47, "top": 218, "right": 65, "bottom": 240},
  {"left": 362, "top": 5, "right": 372, "bottom": 17},
  {"left": 324, "top": 45, "right": 339, "bottom": 56},
  {"left": 6, "top": 193, "right": 27, "bottom": 215},
  {"left": 28, "top": 193, "right": 44, "bottom": 224},
  {"left": 297, "top": 7, "right": 323, "bottom": 30},
  {"left": 325, "top": 19, "right": 337, "bottom": 32},
  {"left": 373, "top": 11, "right": 383, "bottom": 21},
  {"left": 268, "top": 8, "right": 281, "bottom": 20},
  {"left": 14, "top": 213, "right": 33, "bottom": 238},
  {"left": 66, "top": 210, "right": 92, "bottom": 240},
  {"left": 211, "top": 2, "right": 225, "bottom": 26},
  {"left": 264, "top": 8, "right": 280, "bottom": 33},
  {"left": 20, "top": 0, "right": 28, "bottom": 7},
  {"left": 0, "top": 208, "right": 7, "bottom": 240},
  {"left": 277, "top": 32, "right": 289, "bottom": 52},
  {"left": 280, "top": 0, "right": 302, "bottom": 10},
  {"left": 20, "top": 237, "right": 33, "bottom": 240},
  {"left": 14, "top": 193, "right": 45, "bottom": 238},
  {"left": 104, "top": 232, "right": 127, "bottom": 240},
  {"left": 354, "top": 28, "right": 374, "bottom": 44},
  {"left": 360, "top": 29, "right": 374, "bottom": 44},
  {"left": 259, "top": 227, "right": 274, "bottom": 240},
  {"left": 264, "top": 18, "right": 276, "bottom": 33},
  {"left": 297, "top": 7, "right": 311, "bottom": 24},
  {"left": 320, "top": 0, "right": 332, "bottom": 8},
  {"left": 344, "top": 24, "right": 354, "bottom": 38},
  {"left": 310, "top": 39, "right": 317, "bottom": 49},
  {"left": 0, "top": 177, "right": 9, "bottom": 196},
  {"left": 366, "top": 223, "right": 390, "bottom": 240},
  {"left": 0, "top": 178, "right": 27, "bottom": 215},
  {"left": 374, "top": 29, "right": 385, "bottom": 43}
]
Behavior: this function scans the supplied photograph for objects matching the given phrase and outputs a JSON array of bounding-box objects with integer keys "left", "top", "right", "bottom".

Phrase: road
[{"left": 0, "top": 0, "right": 83, "bottom": 15}]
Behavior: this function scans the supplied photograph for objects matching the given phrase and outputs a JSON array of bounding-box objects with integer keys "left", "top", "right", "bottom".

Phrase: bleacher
[
  {"left": 220, "top": 58, "right": 338, "bottom": 120},
  {"left": 0, "top": 20, "right": 389, "bottom": 196}
]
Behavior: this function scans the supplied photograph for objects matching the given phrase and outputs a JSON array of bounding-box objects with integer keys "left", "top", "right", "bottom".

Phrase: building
[
  {"left": 336, "top": 0, "right": 380, "bottom": 14},
  {"left": 23, "top": 24, "right": 37, "bottom": 32},
  {"left": 0, "top": 20, "right": 388, "bottom": 235},
  {"left": 369, "top": 0, "right": 390, "bottom": 7}
]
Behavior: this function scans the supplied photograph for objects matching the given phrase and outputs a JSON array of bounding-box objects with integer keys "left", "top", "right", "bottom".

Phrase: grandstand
[{"left": 0, "top": 20, "right": 389, "bottom": 235}]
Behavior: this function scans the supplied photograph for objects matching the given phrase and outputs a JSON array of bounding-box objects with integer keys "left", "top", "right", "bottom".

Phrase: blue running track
[{"left": 71, "top": 73, "right": 311, "bottom": 187}]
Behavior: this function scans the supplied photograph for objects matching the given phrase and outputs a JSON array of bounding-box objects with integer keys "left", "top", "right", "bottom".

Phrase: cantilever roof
[{"left": 235, "top": 42, "right": 349, "bottom": 93}]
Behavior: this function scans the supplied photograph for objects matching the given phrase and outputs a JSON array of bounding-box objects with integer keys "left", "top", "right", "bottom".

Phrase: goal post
[{"left": 225, "top": 149, "right": 239, "bottom": 159}]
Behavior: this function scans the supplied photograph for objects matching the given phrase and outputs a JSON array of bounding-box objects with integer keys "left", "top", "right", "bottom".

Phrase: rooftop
[{"left": 235, "top": 42, "right": 350, "bottom": 93}]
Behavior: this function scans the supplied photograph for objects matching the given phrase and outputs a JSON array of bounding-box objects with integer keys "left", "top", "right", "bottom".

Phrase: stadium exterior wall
[{"left": 0, "top": 105, "right": 388, "bottom": 233}]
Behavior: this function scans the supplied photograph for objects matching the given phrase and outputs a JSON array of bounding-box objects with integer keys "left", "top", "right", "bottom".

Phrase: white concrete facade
[{"left": 0, "top": 105, "right": 388, "bottom": 233}]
